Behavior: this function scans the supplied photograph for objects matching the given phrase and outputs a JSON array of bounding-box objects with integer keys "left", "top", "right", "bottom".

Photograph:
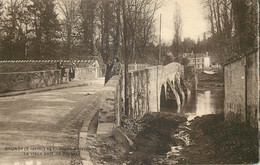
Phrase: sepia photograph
[{"left": 0, "top": 0, "right": 258, "bottom": 164}]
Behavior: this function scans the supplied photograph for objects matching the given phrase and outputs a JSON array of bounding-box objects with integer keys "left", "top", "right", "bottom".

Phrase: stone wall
[
  {"left": 75, "top": 67, "right": 101, "bottom": 80},
  {"left": 123, "top": 62, "right": 186, "bottom": 119},
  {"left": 121, "top": 63, "right": 150, "bottom": 71},
  {"left": 0, "top": 70, "right": 67, "bottom": 93},
  {"left": 104, "top": 75, "right": 123, "bottom": 125},
  {"left": 224, "top": 50, "right": 258, "bottom": 127},
  {"left": 0, "top": 66, "right": 102, "bottom": 93}
]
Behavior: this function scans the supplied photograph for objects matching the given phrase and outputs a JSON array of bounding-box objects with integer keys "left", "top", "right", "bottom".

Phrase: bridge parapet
[
  {"left": 0, "top": 70, "right": 67, "bottom": 93},
  {"left": 121, "top": 62, "right": 188, "bottom": 119},
  {"left": 0, "top": 67, "right": 102, "bottom": 93}
]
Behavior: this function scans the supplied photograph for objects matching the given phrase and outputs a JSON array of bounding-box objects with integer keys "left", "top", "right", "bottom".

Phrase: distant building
[
  {"left": 187, "top": 52, "right": 210, "bottom": 69},
  {"left": 211, "top": 63, "right": 222, "bottom": 69}
]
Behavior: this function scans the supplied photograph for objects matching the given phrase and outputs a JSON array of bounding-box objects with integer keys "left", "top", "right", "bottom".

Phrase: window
[{"left": 202, "top": 58, "right": 204, "bottom": 62}]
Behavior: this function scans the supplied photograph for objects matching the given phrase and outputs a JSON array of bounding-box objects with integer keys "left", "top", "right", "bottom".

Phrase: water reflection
[
  {"left": 183, "top": 90, "right": 224, "bottom": 120},
  {"left": 162, "top": 89, "right": 224, "bottom": 120}
]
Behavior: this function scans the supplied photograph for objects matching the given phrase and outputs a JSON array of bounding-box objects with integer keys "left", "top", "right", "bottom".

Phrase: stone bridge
[{"left": 121, "top": 62, "right": 190, "bottom": 119}]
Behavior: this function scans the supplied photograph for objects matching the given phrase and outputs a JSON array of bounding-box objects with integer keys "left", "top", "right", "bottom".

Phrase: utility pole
[
  {"left": 159, "top": 14, "right": 162, "bottom": 65},
  {"left": 133, "top": 0, "right": 137, "bottom": 62},
  {"left": 245, "top": 57, "right": 248, "bottom": 125},
  {"left": 194, "top": 53, "right": 197, "bottom": 91},
  {"left": 122, "top": 0, "right": 129, "bottom": 116}
]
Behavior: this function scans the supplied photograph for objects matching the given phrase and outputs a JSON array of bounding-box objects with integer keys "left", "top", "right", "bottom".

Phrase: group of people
[
  {"left": 57, "top": 61, "right": 76, "bottom": 82},
  {"left": 105, "top": 57, "right": 121, "bottom": 84},
  {"left": 56, "top": 58, "right": 120, "bottom": 84}
]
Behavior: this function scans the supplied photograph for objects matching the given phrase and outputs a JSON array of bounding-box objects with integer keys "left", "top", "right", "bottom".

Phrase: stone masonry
[
  {"left": 122, "top": 62, "right": 189, "bottom": 119},
  {"left": 224, "top": 49, "right": 258, "bottom": 128}
]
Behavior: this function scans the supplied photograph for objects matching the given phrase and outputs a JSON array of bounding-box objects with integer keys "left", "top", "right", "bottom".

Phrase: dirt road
[{"left": 0, "top": 78, "right": 105, "bottom": 165}]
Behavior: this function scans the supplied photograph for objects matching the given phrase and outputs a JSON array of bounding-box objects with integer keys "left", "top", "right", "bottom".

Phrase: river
[
  {"left": 183, "top": 89, "right": 224, "bottom": 120},
  {"left": 162, "top": 89, "right": 224, "bottom": 120},
  {"left": 158, "top": 89, "right": 224, "bottom": 164}
]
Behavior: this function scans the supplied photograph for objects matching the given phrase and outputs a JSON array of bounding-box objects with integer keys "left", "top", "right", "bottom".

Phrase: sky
[{"left": 155, "top": 0, "right": 209, "bottom": 44}]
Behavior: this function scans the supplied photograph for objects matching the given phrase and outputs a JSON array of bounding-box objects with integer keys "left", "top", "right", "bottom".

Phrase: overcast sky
[{"left": 155, "top": 0, "right": 209, "bottom": 44}]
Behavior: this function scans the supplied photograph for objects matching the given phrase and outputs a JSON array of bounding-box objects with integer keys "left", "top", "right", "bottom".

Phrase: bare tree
[
  {"left": 171, "top": 2, "right": 182, "bottom": 61},
  {"left": 125, "top": 0, "right": 163, "bottom": 62},
  {"left": 202, "top": 0, "right": 234, "bottom": 63},
  {"left": 57, "top": 0, "right": 81, "bottom": 59},
  {"left": 94, "top": 0, "right": 163, "bottom": 63}
]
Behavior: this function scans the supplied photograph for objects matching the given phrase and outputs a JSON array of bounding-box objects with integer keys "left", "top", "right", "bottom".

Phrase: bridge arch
[{"left": 125, "top": 62, "right": 190, "bottom": 118}]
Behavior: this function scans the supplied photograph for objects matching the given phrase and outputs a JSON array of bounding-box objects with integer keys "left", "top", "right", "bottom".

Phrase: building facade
[{"left": 187, "top": 53, "right": 210, "bottom": 69}]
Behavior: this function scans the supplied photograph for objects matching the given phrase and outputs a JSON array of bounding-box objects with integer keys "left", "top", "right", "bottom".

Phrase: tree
[
  {"left": 97, "top": 0, "right": 115, "bottom": 63},
  {"left": 182, "top": 37, "right": 195, "bottom": 53},
  {"left": 80, "top": 0, "right": 97, "bottom": 57},
  {"left": 95, "top": 0, "right": 162, "bottom": 64},
  {"left": 123, "top": 0, "right": 163, "bottom": 63},
  {"left": 202, "top": 0, "right": 234, "bottom": 64},
  {"left": 0, "top": 0, "right": 30, "bottom": 60},
  {"left": 0, "top": 0, "right": 164, "bottom": 63},
  {"left": 171, "top": 2, "right": 182, "bottom": 61},
  {"left": 202, "top": 0, "right": 257, "bottom": 63},
  {"left": 57, "top": 0, "right": 81, "bottom": 59},
  {"left": 28, "top": 0, "right": 60, "bottom": 59},
  {"left": 231, "top": 0, "right": 258, "bottom": 53}
]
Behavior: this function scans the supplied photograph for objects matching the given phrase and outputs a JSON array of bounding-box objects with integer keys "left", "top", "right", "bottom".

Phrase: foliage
[
  {"left": 201, "top": 0, "right": 258, "bottom": 64},
  {"left": 0, "top": 0, "right": 163, "bottom": 65},
  {"left": 171, "top": 2, "right": 182, "bottom": 60}
]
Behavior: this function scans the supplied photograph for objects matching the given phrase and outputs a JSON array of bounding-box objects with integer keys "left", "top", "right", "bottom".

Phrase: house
[{"left": 187, "top": 52, "right": 210, "bottom": 69}]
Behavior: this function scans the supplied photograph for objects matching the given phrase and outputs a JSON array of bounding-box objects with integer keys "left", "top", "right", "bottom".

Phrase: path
[{"left": 0, "top": 78, "right": 105, "bottom": 165}]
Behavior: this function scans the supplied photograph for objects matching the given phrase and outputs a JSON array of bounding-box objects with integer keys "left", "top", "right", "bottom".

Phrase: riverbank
[
  {"left": 197, "top": 69, "right": 224, "bottom": 90},
  {"left": 87, "top": 113, "right": 187, "bottom": 164},
  {"left": 179, "top": 113, "right": 258, "bottom": 164},
  {"left": 86, "top": 68, "right": 258, "bottom": 164},
  {"left": 88, "top": 112, "right": 258, "bottom": 164}
]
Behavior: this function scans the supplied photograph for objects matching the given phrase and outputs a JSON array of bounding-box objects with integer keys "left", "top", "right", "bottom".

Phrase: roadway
[{"left": 0, "top": 78, "right": 105, "bottom": 165}]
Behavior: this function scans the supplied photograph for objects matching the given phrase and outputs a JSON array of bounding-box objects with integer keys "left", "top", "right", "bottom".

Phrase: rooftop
[{"left": 187, "top": 53, "right": 209, "bottom": 58}]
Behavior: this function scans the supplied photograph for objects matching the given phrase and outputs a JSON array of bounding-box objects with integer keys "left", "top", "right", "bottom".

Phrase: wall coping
[
  {"left": 0, "top": 67, "right": 100, "bottom": 74},
  {"left": 224, "top": 48, "right": 258, "bottom": 66},
  {"left": 0, "top": 69, "right": 60, "bottom": 74},
  {"left": 79, "top": 75, "right": 122, "bottom": 164},
  {"left": 129, "top": 65, "right": 163, "bottom": 73}
]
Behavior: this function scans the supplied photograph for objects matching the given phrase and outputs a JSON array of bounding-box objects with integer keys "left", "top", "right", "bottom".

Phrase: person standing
[
  {"left": 112, "top": 57, "right": 121, "bottom": 75},
  {"left": 105, "top": 59, "right": 113, "bottom": 84},
  {"left": 60, "top": 62, "right": 65, "bottom": 77},
  {"left": 69, "top": 61, "right": 76, "bottom": 82}
]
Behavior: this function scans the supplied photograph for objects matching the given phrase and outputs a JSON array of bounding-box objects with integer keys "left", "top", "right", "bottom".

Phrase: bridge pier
[
  {"left": 175, "top": 77, "right": 186, "bottom": 106},
  {"left": 166, "top": 79, "right": 182, "bottom": 113},
  {"left": 120, "top": 62, "right": 190, "bottom": 119}
]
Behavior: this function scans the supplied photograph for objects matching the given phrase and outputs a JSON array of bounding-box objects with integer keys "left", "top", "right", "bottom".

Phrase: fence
[{"left": 0, "top": 60, "right": 97, "bottom": 64}]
